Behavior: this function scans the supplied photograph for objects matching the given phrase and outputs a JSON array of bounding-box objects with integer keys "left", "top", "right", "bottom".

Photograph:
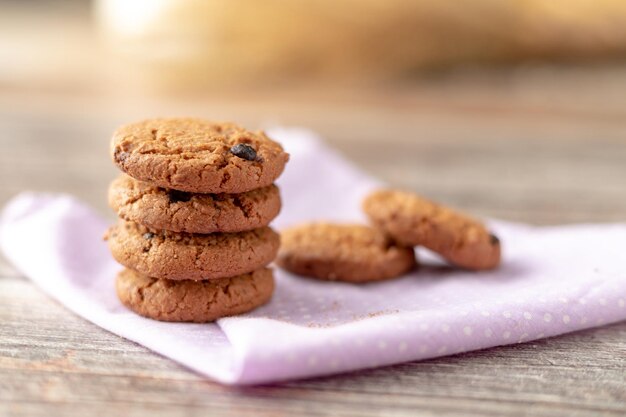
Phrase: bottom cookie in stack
[{"left": 116, "top": 267, "right": 275, "bottom": 322}]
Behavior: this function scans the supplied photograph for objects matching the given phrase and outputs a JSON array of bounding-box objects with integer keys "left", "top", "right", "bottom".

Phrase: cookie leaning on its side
[{"left": 363, "top": 190, "right": 501, "bottom": 271}]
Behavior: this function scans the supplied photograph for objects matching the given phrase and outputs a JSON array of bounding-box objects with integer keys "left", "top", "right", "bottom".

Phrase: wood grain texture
[{"left": 1, "top": 64, "right": 626, "bottom": 416}]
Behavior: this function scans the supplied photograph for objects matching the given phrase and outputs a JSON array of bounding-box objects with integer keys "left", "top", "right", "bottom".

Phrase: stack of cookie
[
  {"left": 277, "top": 190, "right": 500, "bottom": 283},
  {"left": 105, "top": 118, "right": 289, "bottom": 322}
]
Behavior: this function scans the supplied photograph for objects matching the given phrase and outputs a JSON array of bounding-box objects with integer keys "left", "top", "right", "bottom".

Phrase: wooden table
[{"left": 1, "top": 64, "right": 626, "bottom": 416}]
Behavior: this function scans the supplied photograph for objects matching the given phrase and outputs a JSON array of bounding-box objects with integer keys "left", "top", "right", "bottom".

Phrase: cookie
[
  {"left": 106, "top": 221, "right": 280, "bottom": 280},
  {"left": 362, "top": 189, "right": 501, "bottom": 270},
  {"left": 108, "top": 174, "right": 281, "bottom": 234},
  {"left": 276, "top": 223, "right": 416, "bottom": 282},
  {"left": 110, "top": 118, "right": 289, "bottom": 193},
  {"left": 116, "top": 267, "right": 274, "bottom": 322}
]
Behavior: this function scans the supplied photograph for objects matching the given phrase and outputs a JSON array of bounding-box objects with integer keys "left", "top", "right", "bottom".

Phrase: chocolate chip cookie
[
  {"left": 363, "top": 189, "right": 501, "bottom": 270},
  {"left": 111, "top": 118, "right": 289, "bottom": 193},
  {"left": 106, "top": 220, "right": 280, "bottom": 280},
  {"left": 108, "top": 174, "right": 281, "bottom": 234},
  {"left": 276, "top": 223, "right": 416, "bottom": 282},
  {"left": 116, "top": 267, "right": 274, "bottom": 322}
]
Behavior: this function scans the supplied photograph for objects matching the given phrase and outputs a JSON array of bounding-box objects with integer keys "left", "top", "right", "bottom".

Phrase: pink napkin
[{"left": 1, "top": 128, "right": 625, "bottom": 385}]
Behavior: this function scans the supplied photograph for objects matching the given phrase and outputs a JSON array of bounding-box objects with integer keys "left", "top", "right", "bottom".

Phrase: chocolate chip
[
  {"left": 143, "top": 232, "right": 154, "bottom": 240},
  {"left": 168, "top": 189, "right": 192, "bottom": 203},
  {"left": 489, "top": 233, "right": 500, "bottom": 245},
  {"left": 114, "top": 148, "right": 129, "bottom": 163},
  {"left": 230, "top": 143, "right": 257, "bottom": 161}
]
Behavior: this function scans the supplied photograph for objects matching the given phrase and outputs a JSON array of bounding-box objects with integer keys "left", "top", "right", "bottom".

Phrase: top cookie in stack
[
  {"left": 106, "top": 118, "right": 289, "bottom": 322},
  {"left": 111, "top": 118, "right": 288, "bottom": 194}
]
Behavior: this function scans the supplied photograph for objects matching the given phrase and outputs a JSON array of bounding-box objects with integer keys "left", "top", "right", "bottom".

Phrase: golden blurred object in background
[{"left": 95, "top": 0, "right": 626, "bottom": 91}]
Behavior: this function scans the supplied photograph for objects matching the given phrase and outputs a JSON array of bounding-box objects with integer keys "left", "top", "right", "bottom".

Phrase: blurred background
[{"left": 1, "top": 0, "right": 626, "bottom": 224}]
